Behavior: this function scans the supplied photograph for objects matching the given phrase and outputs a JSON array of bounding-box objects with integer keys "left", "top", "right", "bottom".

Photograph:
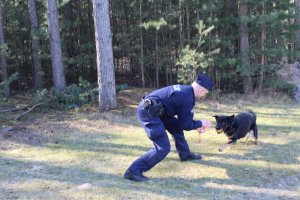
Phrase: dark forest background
[{"left": 1, "top": 0, "right": 300, "bottom": 100}]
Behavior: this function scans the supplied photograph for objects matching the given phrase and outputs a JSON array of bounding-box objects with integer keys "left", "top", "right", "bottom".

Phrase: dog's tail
[{"left": 247, "top": 110, "right": 256, "bottom": 120}]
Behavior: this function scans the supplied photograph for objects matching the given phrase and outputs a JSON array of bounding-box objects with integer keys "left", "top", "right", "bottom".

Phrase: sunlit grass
[{"left": 0, "top": 93, "right": 300, "bottom": 199}]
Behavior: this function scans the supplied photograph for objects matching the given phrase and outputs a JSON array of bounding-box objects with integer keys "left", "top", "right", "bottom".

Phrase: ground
[{"left": 0, "top": 88, "right": 300, "bottom": 199}]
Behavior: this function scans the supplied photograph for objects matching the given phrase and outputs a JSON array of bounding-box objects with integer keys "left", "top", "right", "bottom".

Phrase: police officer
[{"left": 124, "top": 74, "right": 213, "bottom": 182}]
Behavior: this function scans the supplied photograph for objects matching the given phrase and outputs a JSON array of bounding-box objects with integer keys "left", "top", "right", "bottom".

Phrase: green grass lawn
[{"left": 0, "top": 90, "right": 300, "bottom": 199}]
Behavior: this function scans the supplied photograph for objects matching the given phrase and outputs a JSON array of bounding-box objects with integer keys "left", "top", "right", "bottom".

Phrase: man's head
[{"left": 191, "top": 74, "right": 213, "bottom": 100}]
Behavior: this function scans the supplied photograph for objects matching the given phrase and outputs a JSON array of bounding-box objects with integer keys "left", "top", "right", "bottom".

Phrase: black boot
[
  {"left": 124, "top": 170, "right": 149, "bottom": 182},
  {"left": 180, "top": 152, "right": 202, "bottom": 161}
]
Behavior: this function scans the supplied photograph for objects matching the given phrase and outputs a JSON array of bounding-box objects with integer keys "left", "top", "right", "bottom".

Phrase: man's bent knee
[{"left": 146, "top": 148, "right": 170, "bottom": 166}]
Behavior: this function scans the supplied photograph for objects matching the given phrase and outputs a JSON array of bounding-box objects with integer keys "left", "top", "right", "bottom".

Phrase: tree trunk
[
  {"left": 65, "top": 1, "right": 75, "bottom": 77},
  {"left": 239, "top": 1, "right": 252, "bottom": 93},
  {"left": 154, "top": 0, "right": 159, "bottom": 88},
  {"left": 295, "top": 0, "right": 300, "bottom": 62},
  {"left": 123, "top": 2, "right": 132, "bottom": 74},
  {"left": 196, "top": 0, "right": 200, "bottom": 21},
  {"left": 47, "top": 0, "right": 66, "bottom": 92},
  {"left": 258, "top": 0, "right": 266, "bottom": 93},
  {"left": 186, "top": 3, "right": 190, "bottom": 45},
  {"left": 139, "top": 0, "right": 145, "bottom": 88},
  {"left": 179, "top": 0, "right": 183, "bottom": 48},
  {"left": 28, "top": 0, "right": 43, "bottom": 89},
  {"left": 0, "top": 0, "right": 9, "bottom": 97},
  {"left": 92, "top": 0, "right": 117, "bottom": 112},
  {"left": 167, "top": 1, "right": 173, "bottom": 85}
]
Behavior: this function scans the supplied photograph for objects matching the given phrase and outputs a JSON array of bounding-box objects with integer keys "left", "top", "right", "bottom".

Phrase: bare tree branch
[{"left": 15, "top": 97, "right": 57, "bottom": 121}]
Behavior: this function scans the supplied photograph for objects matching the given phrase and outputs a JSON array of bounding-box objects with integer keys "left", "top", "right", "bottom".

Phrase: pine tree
[
  {"left": 0, "top": 0, "right": 9, "bottom": 97},
  {"left": 92, "top": 0, "right": 117, "bottom": 111},
  {"left": 239, "top": 0, "right": 252, "bottom": 93},
  {"left": 47, "top": 0, "right": 66, "bottom": 92},
  {"left": 28, "top": 0, "right": 43, "bottom": 89},
  {"left": 295, "top": 0, "right": 300, "bottom": 61}
]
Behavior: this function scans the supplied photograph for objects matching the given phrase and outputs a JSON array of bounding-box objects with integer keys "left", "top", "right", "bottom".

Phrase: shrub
[{"left": 264, "top": 78, "right": 296, "bottom": 96}]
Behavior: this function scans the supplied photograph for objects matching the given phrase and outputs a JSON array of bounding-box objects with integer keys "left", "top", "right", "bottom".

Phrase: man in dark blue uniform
[{"left": 124, "top": 74, "right": 213, "bottom": 182}]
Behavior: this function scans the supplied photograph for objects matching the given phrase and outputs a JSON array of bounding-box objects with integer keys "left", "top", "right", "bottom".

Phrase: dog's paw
[{"left": 255, "top": 140, "right": 261, "bottom": 145}]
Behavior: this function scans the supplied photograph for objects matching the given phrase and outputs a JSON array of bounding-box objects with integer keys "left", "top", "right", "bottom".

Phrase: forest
[
  {"left": 1, "top": 1, "right": 300, "bottom": 198},
  {"left": 1, "top": 0, "right": 300, "bottom": 105}
]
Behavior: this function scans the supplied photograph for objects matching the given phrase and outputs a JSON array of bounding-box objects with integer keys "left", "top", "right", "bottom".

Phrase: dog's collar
[
  {"left": 224, "top": 131, "right": 235, "bottom": 139},
  {"left": 223, "top": 126, "right": 236, "bottom": 139}
]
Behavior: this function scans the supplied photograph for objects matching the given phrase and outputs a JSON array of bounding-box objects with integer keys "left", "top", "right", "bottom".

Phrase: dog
[{"left": 214, "top": 110, "right": 259, "bottom": 152}]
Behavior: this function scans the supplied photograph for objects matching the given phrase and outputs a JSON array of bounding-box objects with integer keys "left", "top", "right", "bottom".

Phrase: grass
[{"left": 0, "top": 89, "right": 300, "bottom": 199}]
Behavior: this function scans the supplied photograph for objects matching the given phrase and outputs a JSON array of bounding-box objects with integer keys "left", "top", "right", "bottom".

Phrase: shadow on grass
[
  {"left": 1, "top": 116, "right": 152, "bottom": 160},
  {"left": 145, "top": 176, "right": 299, "bottom": 199},
  {"left": 46, "top": 133, "right": 150, "bottom": 157},
  {"left": 201, "top": 139, "right": 300, "bottom": 165},
  {"left": 0, "top": 157, "right": 123, "bottom": 195},
  {"left": 245, "top": 140, "right": 300, "bottom": 165},
  {"left": 1, "top": 156, "right": 298, "bottom": 200},
  {"left": 254, "top": 111, "right": 300, "bottom": 120},
  {"left": 259, "top": 124, "right": 300, "bottom": 135}
]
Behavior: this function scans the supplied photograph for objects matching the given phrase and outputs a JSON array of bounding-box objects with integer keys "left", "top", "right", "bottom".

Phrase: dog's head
[{"left": 213, "top": 115, "right": 235, "bottom": 134}]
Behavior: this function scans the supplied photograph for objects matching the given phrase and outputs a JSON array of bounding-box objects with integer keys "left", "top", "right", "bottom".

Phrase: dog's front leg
[
  {"left": 254, "top": 139, "right": 261, "bottom": 145},
  {"left": 244, "top": 130, "right": 253, "bottom": 145},
  {"left": 219, "top": 140, "right": 236, "bottom": 152}
]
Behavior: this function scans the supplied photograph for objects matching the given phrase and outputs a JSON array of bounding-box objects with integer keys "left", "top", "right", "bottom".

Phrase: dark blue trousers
[{"left": 128, "top": 102, "right": 191, "bottom": 175}]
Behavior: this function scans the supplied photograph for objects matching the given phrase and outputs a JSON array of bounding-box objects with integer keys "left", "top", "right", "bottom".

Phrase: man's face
[{"left": 195, "top": 87, "right": 208, "bottom": 101}]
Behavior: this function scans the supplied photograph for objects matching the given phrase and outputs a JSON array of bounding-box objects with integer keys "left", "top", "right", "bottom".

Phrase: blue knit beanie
[{"left": 195, "top": 74, "right": 214, "bottom": 90}]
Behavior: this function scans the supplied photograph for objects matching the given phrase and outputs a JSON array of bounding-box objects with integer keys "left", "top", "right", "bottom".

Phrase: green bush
[
  {"left": 176, "top": 21, "right": 219, "bottom": 84},
  {"left": 264, "top": 78, "right": 296, "bottom": 96},
  {"left": 34, "top": 77, "right": 98, "bottom": 109}
]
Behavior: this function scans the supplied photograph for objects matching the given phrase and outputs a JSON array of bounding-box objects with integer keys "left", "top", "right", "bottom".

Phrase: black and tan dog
[{"left": 214, "top": 110, "right": 259, "bottom": 152}]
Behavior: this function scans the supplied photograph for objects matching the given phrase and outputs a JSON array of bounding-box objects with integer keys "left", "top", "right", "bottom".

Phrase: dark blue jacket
[{"left": 145, "top": 85, "right": 203, "bottom": 130}]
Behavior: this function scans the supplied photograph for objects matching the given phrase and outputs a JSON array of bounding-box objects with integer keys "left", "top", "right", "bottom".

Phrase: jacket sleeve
[{"left": 173, "top": 93, "right": 202, "bottom": 130}]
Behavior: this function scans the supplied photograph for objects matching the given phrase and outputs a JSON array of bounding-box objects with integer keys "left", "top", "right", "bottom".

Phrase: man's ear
[{"left": 213, "top": 115, "right": 219, "bottom": 120}]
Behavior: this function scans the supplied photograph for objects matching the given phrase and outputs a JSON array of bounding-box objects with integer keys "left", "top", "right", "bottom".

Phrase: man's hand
[
  {"left": 200, "top": 119, "right": 212, "bottom": 129},
  {"left": 197, "top": 120, "right": 212, "bottom": 144},
  {"left": 197, "top": 127, "right": 206, "bottom": 133}
]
